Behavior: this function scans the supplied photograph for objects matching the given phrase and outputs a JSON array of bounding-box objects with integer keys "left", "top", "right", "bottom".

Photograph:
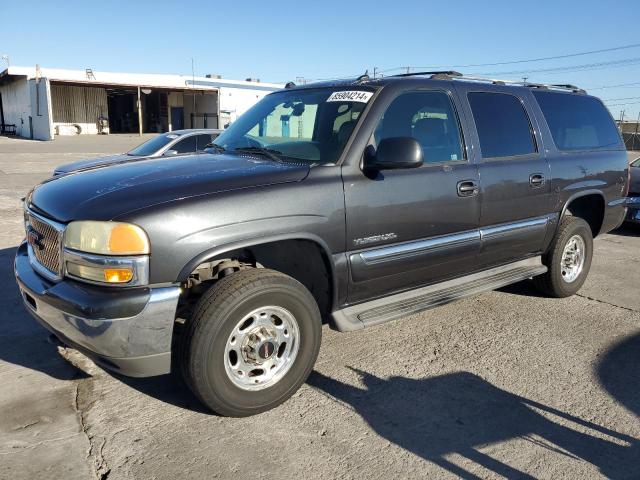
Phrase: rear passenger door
[{"left": 455, "top": 86, "right": 553, "bottom": 267}]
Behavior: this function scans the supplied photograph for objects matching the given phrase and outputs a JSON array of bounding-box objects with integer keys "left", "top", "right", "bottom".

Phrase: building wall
[
  {"left": 184, "top": 91, "right": 219, "bottom": 129},
  {"left": 0, "top": 77, "right": 31, "bottom": 137},
  {"left": 50, "top": 84, "right": 108, "bottom": 135},
  {"left": 219, "top": 86, "right": 270, "bottom": 127},
  {"left": 28, "top": 78, "right": 54, "bottom": 140}
]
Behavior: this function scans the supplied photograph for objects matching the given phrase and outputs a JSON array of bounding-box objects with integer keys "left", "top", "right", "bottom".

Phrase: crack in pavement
[
  {"left": 74, "top": 381, "right": 110, "bottom": 480},
  {"left": 576, "top": 293, "right": 640, "bottom": 314}
]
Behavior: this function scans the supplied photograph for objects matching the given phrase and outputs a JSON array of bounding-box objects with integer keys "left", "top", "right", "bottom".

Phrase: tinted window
[
  {"left": 195, "top": 134, "right": 216, "bottom": 151},
  {"left": 172, "top": 135, "right": 197, "bottom": 153},
  {"left": 374, "top": 91, "right": 464, "bottom": 163},
  {"left": 468, "top": 92, "right": 536, "bottom": 158},
  {"left": 533, "top": 91, "right": 622, "bottom": 151}
]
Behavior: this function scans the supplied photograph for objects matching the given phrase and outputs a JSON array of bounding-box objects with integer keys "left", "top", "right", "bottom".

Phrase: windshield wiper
[
  {"left": 234, "top": 147, "right": 284, "bottom": 163},
  {"left": 205, "top": 143, "right": 226, "bottom": 153}
]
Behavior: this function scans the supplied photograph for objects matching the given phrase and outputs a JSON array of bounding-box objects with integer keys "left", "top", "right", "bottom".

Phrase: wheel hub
[
  {"left": 560, "top": 234, "right": 586, "bottom": 283},
  {"left": 242, "top": 326, "right": 279, "bottom": 363},
  {"left": 223, "top": 306, "right": 300, "bottom": 391}
]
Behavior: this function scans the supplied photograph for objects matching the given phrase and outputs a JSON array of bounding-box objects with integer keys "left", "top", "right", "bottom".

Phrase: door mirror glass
[{"left": 365, "top": 137, "right": 423, "bottom": 170}]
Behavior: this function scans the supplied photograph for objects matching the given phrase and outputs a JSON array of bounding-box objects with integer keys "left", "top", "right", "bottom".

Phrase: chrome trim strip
[
  {"left": 358, "top": 215, "right": 551, "bottom": 265},
  {"left": 480, "top": 215, "right": 549, "bottom": 239},
  {"left": 63, "top": 248, "right": 150, "bottom": 287},
  {"left": 360, "top": 230, "right": 480, "bottom": 264}
]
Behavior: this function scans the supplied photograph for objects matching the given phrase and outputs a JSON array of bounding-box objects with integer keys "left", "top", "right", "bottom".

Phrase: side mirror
[
  {"left": 163, "top": 149, "right": 179, "bottom": 157},
  {"left": 365, "top": 137, "right": 423, "bottom": 170}
]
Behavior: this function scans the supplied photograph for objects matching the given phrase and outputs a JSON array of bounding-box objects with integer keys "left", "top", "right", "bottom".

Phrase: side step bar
[{"left": 331, "top": 257, "right": 547, "bottom": 332}]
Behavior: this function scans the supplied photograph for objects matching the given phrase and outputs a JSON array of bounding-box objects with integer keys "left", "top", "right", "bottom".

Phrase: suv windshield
[
  {"left": 128, "top": 134, "right": 176, "bottom": 156},
  {"left": 212, "top": 88, "right": 374, "bottom": 163}
]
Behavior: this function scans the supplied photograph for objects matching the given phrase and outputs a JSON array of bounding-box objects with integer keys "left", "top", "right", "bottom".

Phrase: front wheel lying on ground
[
  {"left": 534, "top": 216, "right": 593, "bottom": 298},
  {"left": 180, "top": 268, "right": 322, "bottom": 417}
]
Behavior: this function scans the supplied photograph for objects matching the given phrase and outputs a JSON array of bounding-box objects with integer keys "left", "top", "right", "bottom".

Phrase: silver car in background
[{"left": 53, "top": 129, "right": 223, "bottom": 176}]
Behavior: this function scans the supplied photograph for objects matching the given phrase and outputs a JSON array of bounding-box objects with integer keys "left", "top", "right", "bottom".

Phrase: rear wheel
[
  {"left": 180, "top": 268, "right": 322, "bottom": 417},
  {"left": 533, "top": 216, "right": 593, "bottom": 298}
]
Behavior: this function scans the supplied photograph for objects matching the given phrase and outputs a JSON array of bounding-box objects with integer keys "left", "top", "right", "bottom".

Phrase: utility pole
[
  {"left": 522, "top": 76, "right": 528, "bottom": 85},
  {"left": 406, "top": 66, "right": 411, "bottom": 74},
  {"left": 137, "top": 86, "right": 142, "bottom": 136},
  {"left": 373, "top": 67, "right": 377, "bottom": 79},
  {"left": 1, "top": 54, "right": 8, "bottom": 68}
]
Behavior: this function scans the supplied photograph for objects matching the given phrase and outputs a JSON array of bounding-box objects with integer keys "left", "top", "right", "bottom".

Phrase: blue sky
[{"left": 3, "top": 0, "right": 640, "bottom": 117}]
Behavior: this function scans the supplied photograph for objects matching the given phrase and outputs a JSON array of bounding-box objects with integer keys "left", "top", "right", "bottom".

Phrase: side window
[
  {"left": 374, "top": 91, "right": 464, "bottom": 163},
  {"left": 172, "top": 135, "right": 197, "bottom": 153},
  {"left": 532, "top": 91, "right": 622, "bottom": 151},
  {"left": 195, "top": 134, "right": 215, "bottom": 151},
  {"left": 468, "top": 92, "right": 537, "bottom": 158}
]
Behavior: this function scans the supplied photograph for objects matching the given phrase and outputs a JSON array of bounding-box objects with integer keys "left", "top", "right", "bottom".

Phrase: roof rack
[
  {"left": 390, "top": 71, "right": 586, "bottom": 93},
  {"left": 393, "top": 70, "right": 463, "bottom": 79}
]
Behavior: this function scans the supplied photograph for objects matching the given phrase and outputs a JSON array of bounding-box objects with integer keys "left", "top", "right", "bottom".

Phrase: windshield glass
[
  {"left": 128, "top": 133, "right": 177, "bottom": 156},
  {"left": 212, "top": 88, "right": 374, "bottom": 163}
]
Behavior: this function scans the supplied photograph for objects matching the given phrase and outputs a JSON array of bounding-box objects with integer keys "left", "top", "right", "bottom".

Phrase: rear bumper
[{"left": 14, "top": 241, "right": 180, "bottom": 377}]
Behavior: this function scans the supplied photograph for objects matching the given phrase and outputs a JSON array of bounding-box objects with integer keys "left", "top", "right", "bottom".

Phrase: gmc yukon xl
[{"left": 15, "top": 71, "right": 629, "bottom": 416}]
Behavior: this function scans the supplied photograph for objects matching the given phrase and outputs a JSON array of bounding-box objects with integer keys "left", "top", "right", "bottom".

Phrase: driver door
[{"left": 343, "top": 89, "right": 481, "bottom": 303}]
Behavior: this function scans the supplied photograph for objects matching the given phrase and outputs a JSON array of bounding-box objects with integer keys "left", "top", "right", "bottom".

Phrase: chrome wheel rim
[
  {"left": 223, "top": 306, "right": 300, "bottom": 391},
  {"left": 560, "top": 234, "right": 586, "bottom": 283}
]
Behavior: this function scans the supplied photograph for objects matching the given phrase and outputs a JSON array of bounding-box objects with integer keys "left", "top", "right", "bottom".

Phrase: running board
[{"left": 331, "top": 257, "right": 547, "bottom": 332}]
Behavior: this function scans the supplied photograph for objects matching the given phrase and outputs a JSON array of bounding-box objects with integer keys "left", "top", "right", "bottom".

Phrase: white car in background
[{"left": 53, "top": 129, "right": 223, "bottom": 176}]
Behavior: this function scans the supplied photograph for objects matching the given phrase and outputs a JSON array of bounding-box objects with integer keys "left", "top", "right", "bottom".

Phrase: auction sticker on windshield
[{"left": 327, "top": 91, "right": 373, "bottom": 103}]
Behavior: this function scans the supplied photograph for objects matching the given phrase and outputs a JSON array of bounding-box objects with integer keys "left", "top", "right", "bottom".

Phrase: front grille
[{"left": 27, "top": 213, "right": 62, "bottom": 276}]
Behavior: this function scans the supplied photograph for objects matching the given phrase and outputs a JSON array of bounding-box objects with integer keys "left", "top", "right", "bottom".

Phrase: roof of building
[{"left": 0, "top": 66, "right": 283, "bottom": 91}]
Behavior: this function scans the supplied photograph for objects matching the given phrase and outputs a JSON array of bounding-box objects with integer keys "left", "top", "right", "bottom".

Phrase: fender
[
  {"left": 560, "top": 189, "right": 606, "bottom": 219},
  {"left": 176, "top": 232, "right": 343, "bottom": 309}
]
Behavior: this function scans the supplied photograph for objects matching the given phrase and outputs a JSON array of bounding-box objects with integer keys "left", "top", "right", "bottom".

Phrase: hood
[
  {"left": 31, "top": 153, "right": 310, "bottom": 222},
  {"left": 630, "top": 166, "right": 640, "bottom": 196},
  {"left": 54, "top": 153, "right": 141, "bottom": 175}
]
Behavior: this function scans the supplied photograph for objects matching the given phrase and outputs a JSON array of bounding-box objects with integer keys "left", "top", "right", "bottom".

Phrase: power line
[
  {"left": 586, "top": 81, "right": 640, "bottom": 90},
  {"left": 602, "top": 95, "right": 640, "bottom": 102},
  {"left": 404, "top": 42, "right": 640, "bottom": 70},
  {"left": 474, "top": 57, "right": 640, "bottom": 77}
]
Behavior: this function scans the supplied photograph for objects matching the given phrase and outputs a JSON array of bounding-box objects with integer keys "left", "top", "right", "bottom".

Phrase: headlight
[
  {"left": 63, "top": 221, "right": 150, "bottom": 286},
  {"left": 65, "top": 221, "right": 150, "bottom": 255}
]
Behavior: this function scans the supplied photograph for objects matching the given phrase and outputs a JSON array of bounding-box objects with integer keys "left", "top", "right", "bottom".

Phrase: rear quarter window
[{"left": 532, "top": 91, "right": 622, "bottom": 151}]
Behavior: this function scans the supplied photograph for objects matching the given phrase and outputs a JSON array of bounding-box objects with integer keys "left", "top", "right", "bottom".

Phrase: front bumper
[{"left": 14, "top": 242, "right": 180, "bottom": 377}]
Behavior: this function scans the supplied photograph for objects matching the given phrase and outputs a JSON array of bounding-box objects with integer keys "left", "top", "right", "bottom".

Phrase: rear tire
[
  {"left": 533, "top": 216, "right": 593, "bottom": 298},
  {"left": 180, "top": 268, "right": 322, "bottom": 417}
]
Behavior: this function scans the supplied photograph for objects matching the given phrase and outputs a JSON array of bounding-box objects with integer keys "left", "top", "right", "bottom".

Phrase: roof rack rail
[
  {"left": 390, "top": 71, "right": 584, "bottom": 92},
  {"left": 449, "top": 74, "right": 586, "bottom": 93},
  {"left": 393, "top": 70, "right": 463, "bottom": 79}
]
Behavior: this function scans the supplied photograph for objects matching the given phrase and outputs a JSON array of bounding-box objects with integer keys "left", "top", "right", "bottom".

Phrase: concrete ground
[{"left": 0, "top": 135, "right": 638, "bottom": 479}]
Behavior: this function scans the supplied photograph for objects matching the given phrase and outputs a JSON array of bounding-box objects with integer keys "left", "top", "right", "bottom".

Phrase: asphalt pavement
[{"left": 0, "top": 135, "right": 638, "bottom": 479}]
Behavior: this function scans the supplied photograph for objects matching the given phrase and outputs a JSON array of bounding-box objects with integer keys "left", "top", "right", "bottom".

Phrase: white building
[{"left": 0, "top": 66, "right": 282, "bottom": 140}]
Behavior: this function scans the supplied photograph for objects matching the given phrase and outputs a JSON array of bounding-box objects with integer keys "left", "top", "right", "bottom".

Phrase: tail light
[{"left": 623, "top": 166, "right": 631, "bottom": 197}]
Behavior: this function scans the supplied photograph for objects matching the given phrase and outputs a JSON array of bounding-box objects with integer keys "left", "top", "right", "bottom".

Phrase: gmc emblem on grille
[{"left": 27, "top": 228, "right": 45, "bottom": 251}]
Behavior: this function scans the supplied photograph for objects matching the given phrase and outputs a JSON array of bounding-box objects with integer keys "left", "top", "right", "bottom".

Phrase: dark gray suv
[{"left": 15, "top": 71, "right": 629, "bottom": 416}]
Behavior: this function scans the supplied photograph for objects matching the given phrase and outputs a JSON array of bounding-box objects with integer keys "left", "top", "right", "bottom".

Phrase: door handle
[
  {"left": 529, "top": 173, "right": 545, "bottom": 187},
  {"left": 457, "top": 180, "right": 479, "bottom": 197}
]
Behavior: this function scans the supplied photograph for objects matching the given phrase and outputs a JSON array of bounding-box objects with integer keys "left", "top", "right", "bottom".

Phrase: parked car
[
  {"left": 16, "top": 72, "right": 628, "bottom": 417},
  {"left": 625, "top": 156, "right": 640, "bottom": 223},
  {"left": 52, "top": 129, "right": 222, "bottom": 175}
]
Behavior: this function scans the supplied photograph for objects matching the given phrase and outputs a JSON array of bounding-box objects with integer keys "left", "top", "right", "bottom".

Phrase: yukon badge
[{"left": 353, "top": 233, "right": 397, "bottom": 247}]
